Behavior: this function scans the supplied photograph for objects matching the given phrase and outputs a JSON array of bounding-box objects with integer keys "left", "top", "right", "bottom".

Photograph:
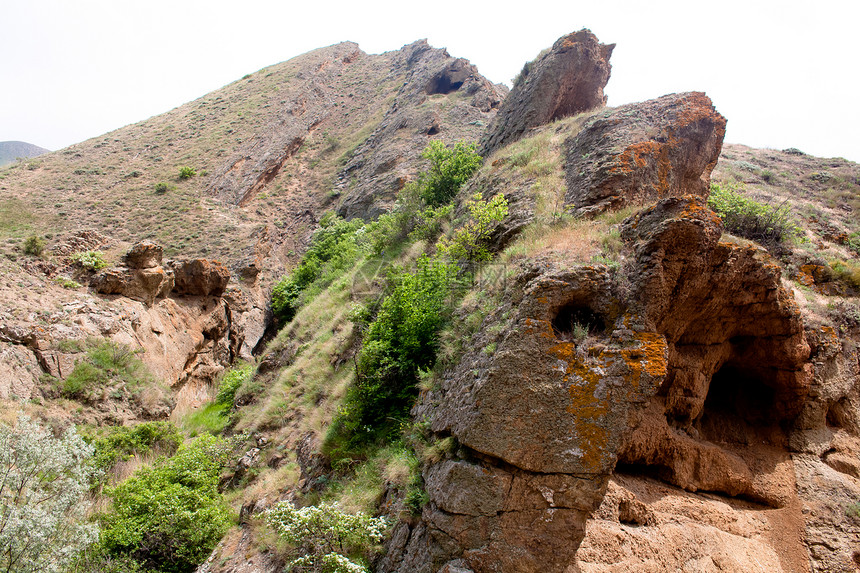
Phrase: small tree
[
  {"left": 0, "top": 416, "right": 100, "bottom": 573},
  {"left": 418, "top": 141, "right": 482, "bottom": 207},
  {"left": 22, "top": 235, "right": 45, "bottom": 257},
  {"left": 438, "top": 193, "right": 509, "bottom": 263},
  {"left": 264, "top": 501, "right": 389, "bottom": 573}
]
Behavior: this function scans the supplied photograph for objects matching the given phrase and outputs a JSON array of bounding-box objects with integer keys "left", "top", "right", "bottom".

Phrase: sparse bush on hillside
[
  {"left": 264, "top": 501, "right": 389, "bottom": 573},
  {"left": 59, "top": 339, "right": 154, "bottom": 402},
  {"left": 708, "top": 182, "right": 801, "bottom": 247},
  {"left": 100, "top": 435, "right": 233, "bottom": 573},
  {"left": 178, "top": 166, "right": 196, "bottom": 180},
  {"left": 418, "top": 141, "right": 482, "bottom": 207},
  {"left": 70, "top": 250, "right": 108, "bottom": 271},
  {"left": 23, "top": 234, "right": 45, "bottom": 256},
  {"left": 271, "top": 215, "right": 368, "bottom": 324},
  {"left": 0, "top": 416, "right": 100, "bottom": 573},
  {"left": 829, "top": 259, "right": 860, "bottom": 291},
  {"left": 154, "top": 182, "right": 172, "bottom": 194}
]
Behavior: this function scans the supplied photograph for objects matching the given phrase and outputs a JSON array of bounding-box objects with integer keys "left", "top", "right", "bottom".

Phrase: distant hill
[{"left": 0, "top": 140, "right": 49, "bottom": 167}]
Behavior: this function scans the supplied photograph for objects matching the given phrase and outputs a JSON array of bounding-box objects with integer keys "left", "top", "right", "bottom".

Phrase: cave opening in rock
[
  {"left": 426, "top": 73, "right": 464, "bottom": 95},
  {"left": 701, "top": 363, "right": 778, "bottom": 427},
  {"left": 552, "top": 304, "right": 605, "bottom": 340}
]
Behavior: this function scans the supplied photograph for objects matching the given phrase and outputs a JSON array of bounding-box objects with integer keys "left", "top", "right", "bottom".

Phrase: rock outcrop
[
  {"left": 480, "top": 29, "right": 614, "bottom": 156},
  {"left": 335, "top": 40, "right": 505, "bottom": 220},
  {"left": 386, "top": 195, "right": 823, "bottom": 572},
  {"left": 564, "top": 92, "right": 727, "bottom": 216},
  {"left": 169, "top": 259, "right": 231, "bottom": 297}
]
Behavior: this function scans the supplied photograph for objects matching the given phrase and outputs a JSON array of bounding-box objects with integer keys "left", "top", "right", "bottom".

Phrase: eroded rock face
[
  {"left": 123, "top": 240, "right": 163, "bottom": 269},
  {"left": 168, "top": 259, "right": 231, "bottom": 297},
  {"left": 481, "top": 29, "right": 614, "bottom": 156},
  {"left": 335, "top": 40, "right": 505, "bottom": 220},
  {"left": 564, "top": 92, "right": 727, "bottom": 216}
]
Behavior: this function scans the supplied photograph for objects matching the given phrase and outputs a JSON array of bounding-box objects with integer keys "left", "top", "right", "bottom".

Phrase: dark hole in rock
[
  {"left": 826, "top": 397, "right": 851, "bottom": 429},
  {"left": 427, "top": 125, "right": 440, "bottom": 135},
  {"left": 702, "top": 364, "right": 776, "bottom": 425},
  {"left": 426, "top": 74, "right": 464, "bottom": 95},
  {"left": 552, "top": 304, "right": 605, "bottom": 340}
]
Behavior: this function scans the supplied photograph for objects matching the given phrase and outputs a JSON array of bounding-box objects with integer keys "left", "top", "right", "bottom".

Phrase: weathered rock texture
[
  {"left": 481, "top": 29, "right": 614, "bottom": 156},
  {"left": 386, "top": 196, "right": 827, "bottom": 572},
  {"left": 564, "top": 92, "right": 727, "bottom": 216},
  {"left": 335, "top": 41, "right": 506, "bottom": 220}
]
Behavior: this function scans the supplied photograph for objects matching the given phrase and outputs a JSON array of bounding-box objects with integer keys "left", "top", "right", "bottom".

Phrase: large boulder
[
  {"left": 480, "top": 29, "right": 614, "bottom": 156},
  {"left": 168, "top": 259, "right": 231, "bottom": 297},
  {"left": 92, "top": 266, "right": 174, "bottom": 306},
  {"left": 123, "top": 240, "right": 163, "bottom": 269},
  {"left": 564, "top": 92, "right": 726, "bottom": 216}
]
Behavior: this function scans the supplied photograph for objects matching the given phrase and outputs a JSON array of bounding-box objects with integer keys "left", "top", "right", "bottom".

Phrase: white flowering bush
[
  {"left": 264, "top": 501, "right": 389, "bottom": 573},
  {"left": 0, "top": 416, "right": 100, "bottom": 573}
]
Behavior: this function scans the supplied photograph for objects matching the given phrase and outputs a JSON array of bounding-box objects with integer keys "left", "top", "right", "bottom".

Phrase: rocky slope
[{"left": 1, "top": 28, "right": 860, "bottom": 573}]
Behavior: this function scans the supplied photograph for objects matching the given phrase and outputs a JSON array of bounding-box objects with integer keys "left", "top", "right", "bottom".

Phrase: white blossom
[{"left": 0, "top": 416, "right": 100, "bottom": 573}]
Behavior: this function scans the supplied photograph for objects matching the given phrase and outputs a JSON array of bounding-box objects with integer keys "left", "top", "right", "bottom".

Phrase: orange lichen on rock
[{"left": 565, "top": 92, "right": 726, "bottom": 216}]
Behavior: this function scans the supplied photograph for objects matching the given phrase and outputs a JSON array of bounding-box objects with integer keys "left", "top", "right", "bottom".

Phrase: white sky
[{"left": 2, "top": 0, "right": 859, "bottom": 162}]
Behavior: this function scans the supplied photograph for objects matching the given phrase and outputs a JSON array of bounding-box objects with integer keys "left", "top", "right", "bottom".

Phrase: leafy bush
[
  {"left": 85, "top": 421, "right": 182, "bottom": 476},
  {"left": 708, "top": 183, "right": 801, "bottom": 247},
  {"left": 216, "top": 363, "right": 254, "bottom": 407},
  {"left": 61, "top": 339, "right": 153, "bottom": 402},
  {"left": 0, "top": 416, "right": 100, "bottom": 573},
  {"left": 154, "top": 182, "right": 172, "bottom": 194},
  {"left": 846, "top": 231, "right": 860, "bottom": 256},
  {"left": 328, "top": 255, "right": 456, "bottom": 453},
  {"left": 272, "top": 216, "right": 368, "bottom": 324},
  {"left": 438, "top": 193, "right": 508, "bottom": 263},
  {"left": 178, "top": 166, "right": 196, "bottom": 180},
  {"left": 100, "top": 435, "right": 233, "bottom": 573},
  {"left": 418, "top": 141, "right": 482, "bottom": 207},
  {"left": 70, "top": 250, "right": 108, "bottom": 271},
  {"left": 264, "top": 501, "right": 389, "bottom": 572},
  {"left": 23, "top": 234, "right": 45, "bottom": 256}
]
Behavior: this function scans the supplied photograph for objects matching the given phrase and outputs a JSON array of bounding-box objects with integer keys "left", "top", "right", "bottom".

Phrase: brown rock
[
  {"left": 168, "top": 259, "right": 230, "bottom": 296},
  {"left": 481, "top": 29, "right": 614, "bottom": 156},
  {"left": 92, "top": 266, "right": 174, "bottom": 306},
  {"left": 123, "top": 241, "right": 163, "bottom": 269},
  {"left": 564, "top": 92, "right": 727, "bottom": 216}
]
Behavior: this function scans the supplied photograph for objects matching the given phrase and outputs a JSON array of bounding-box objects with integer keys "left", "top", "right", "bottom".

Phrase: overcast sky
[{"left": 2, "top": 0, "right": 858, "bottom": 162}]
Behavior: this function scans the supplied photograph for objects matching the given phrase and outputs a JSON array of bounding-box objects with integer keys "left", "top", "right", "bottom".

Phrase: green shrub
[
  {"left": 708, "top": 183, "right": 801, "bottom": 247},
  {"left": 438, "top": 193, "right": 508, "bottom": 263},
  {"left": 418, "top": 141, "right": 482, "bottom": 207},
  {"left": 215, "top": 363, "right": 254, "bottom": 407},
  {"left": 327, "top": 255, "right": 456, "bottom": 454},
  {"left": 264, "top": 501, "right": 389, "bottom": 573},
  {"left": 70, "top": 250, "right": 108, "bottom": 271},
  {"left": 100, "top": 435, "right": 233, "bottom": 573},
  {"left": 23, "top": 234, "right": 45, "bottom": 256},
  {"left": 154, "top": 182, "right": 171, "bottom": 194},
  {"left": 271, "top": 215, "right": 368, "bottom": 324},
  {"left": 85, "top": 421, "right": 182, "bottom": 476},
  {"left": 62, "top": 340, "right": 153, "bottom": 401},
  {"left": 178, "top": 166, "right": 196, "bottom": 180}
]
